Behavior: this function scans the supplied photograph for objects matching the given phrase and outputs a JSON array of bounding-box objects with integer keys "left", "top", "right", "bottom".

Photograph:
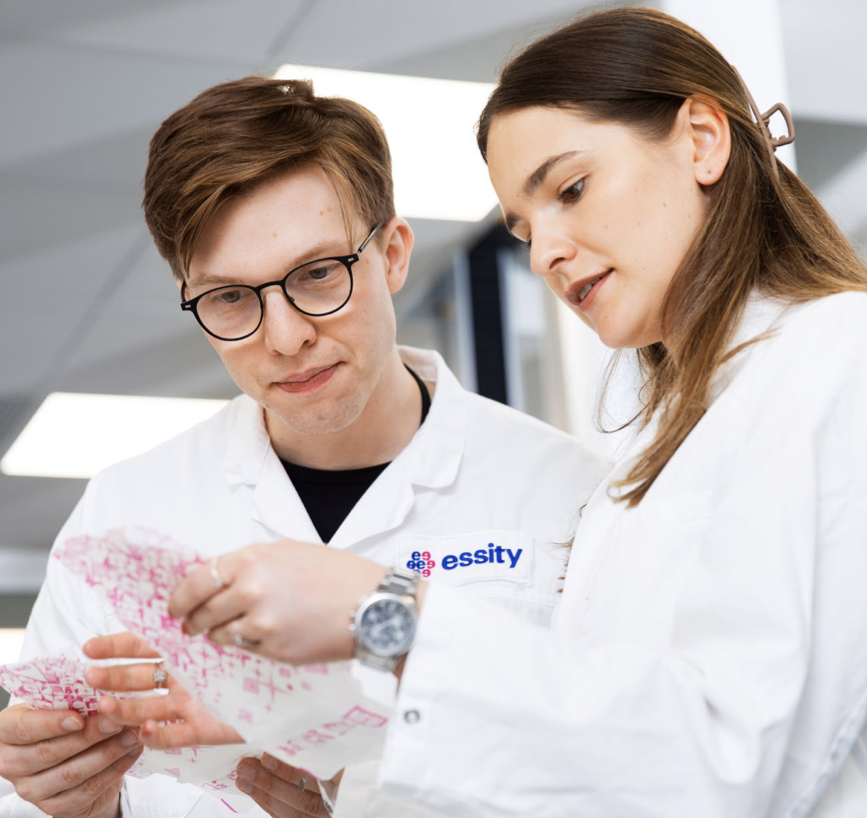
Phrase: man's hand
[
  {"left": 235, "top": 754, "right": 339, "bottom": 818},
  {"left": 0, "top": 703, "right": 141, "bottom": 818},
  {"left": 83, "top": 631, "right": 242, "bottom": 749}
]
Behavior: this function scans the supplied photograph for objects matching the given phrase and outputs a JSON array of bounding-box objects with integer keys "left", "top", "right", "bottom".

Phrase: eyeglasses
[{"left": 180, "top": 225, "right": 380, "bottom": 341}]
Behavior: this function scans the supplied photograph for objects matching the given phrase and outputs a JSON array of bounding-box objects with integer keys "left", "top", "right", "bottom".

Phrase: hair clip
[{"left": 730, "top": 65, "right": 795, "bottom": 181}]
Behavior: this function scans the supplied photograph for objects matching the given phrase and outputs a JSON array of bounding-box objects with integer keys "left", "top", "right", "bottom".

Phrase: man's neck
[{"left": 266, "top": 350, "right": 426, "bottom": 470}]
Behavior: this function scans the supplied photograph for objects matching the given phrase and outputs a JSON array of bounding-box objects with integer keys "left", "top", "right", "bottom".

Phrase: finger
[
  {"left": 207, "top": 615, "right": 263, "bottom": 651},
  {"left": 0, "top": 704, "right": 84, "bottom": 746},
  {"left": 15, "top": 727, "right": 140, "bottom": 805},
  {"left": 236, "top": 759, "right": 328, "bottom": 817},
  {"left": 259, "top": 754, "right": 313, "bottom": 787},
  {"left": 83, "top": 631, "right": 161, "bottom": 661},
  {"left": 96, "top": 692, "right": 178, "bottom": 728},
  {"left": 170, "top": 553, "right": 239, "bottom": 619},
  {"left": 140, "top": 718, "right": 243, "bottom": 748},
  {"left": 35, "top": 740, "right": 142, "bottom": 817},
  {"left": 184, "top": 588, "right": 248, "bottom": 637},
  {"left": 85, "top": 661, "right": 166, "bottom": 692},
  {"left": 0, "top": 714, "right": 124, "bottom": 778}
]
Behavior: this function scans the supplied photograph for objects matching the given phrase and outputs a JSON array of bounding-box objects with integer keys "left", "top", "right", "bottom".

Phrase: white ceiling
[{"left": 1, "top": 0, "right": 865, "bottom": 591}]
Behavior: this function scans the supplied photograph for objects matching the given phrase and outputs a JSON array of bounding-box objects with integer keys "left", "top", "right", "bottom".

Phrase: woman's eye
[{"left": 559, "top": 178, "right": 585, "bottom": 204}]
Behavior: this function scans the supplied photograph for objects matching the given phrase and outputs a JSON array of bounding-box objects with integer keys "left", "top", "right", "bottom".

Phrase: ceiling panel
[{"left": 55, "top": 0, "right": 312, "bottom": 65}]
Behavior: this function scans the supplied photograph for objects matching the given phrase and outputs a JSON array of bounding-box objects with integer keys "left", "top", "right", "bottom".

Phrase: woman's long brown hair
[{"left": 477, "top": 6, "right": 867, "bottom": 506}]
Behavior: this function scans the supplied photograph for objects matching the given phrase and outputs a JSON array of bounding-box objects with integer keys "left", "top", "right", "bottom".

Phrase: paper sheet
[{"left": 0, "top": 527, "right": 395, "bottom": 812}]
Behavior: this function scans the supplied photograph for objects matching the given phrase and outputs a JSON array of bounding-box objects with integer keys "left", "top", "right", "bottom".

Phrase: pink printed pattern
[
  {"left": 0, "top": 654, "right": 112, "bottom": 715},
  {"left": 55, "top": 529, "right": 332, "bottom": 727},
  {"left": 53, "top": 527, "right": 392, "bottom": 782},
  {"left": 274, "top": 706, "right": 390, "bottom": 758},
  {"left": 0, "top": 653, "right": 208, "bottom": 782}
]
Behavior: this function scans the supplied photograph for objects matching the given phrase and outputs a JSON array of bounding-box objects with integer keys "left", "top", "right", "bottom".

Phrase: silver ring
[
  {"left": 209, "top": 556, "right": 225, "bottom": 589},
  {"left": 298, "top": 775, "right": 308, "bottom": 793},
  {"left": 231, "top": 621, "right": 260, "bottom": 649},
  {"left": 152, "top": 667, "right": 168, "bottom": 689}
]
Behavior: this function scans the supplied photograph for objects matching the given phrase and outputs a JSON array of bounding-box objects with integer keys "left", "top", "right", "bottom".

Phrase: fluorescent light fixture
[
  {"left": 273, "top": 64, "right": 496, "bottom": 222},
  {"left": 1, "top": 393, "right": 229, "bottom": 480}
]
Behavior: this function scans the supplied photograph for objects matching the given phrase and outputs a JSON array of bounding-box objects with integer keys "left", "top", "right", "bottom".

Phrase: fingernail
[
  {"left": 61, "top": 716, "right": 83, "bottom": 732},
  {"left": 237, "top": 764, "right": 256, "bottom": 782},
  {"left": 98, "top": 717, "right": 120, "bottom": 734},
  {"left": 261, "top": 755, "right": 277, "bottom": 771},
  {"left": 127, "top": 745, "right": 143, "bottom": 757},
  {"left": 122, "top": 730, "right": 139, "bottom": 746},
  {"left": 237, "top": 779, "right": 253, "bottom": 793}
]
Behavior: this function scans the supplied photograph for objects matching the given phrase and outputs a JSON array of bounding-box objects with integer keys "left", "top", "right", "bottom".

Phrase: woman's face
[{"left": 486, "top": 104, "right": 713, "bottom": 349}]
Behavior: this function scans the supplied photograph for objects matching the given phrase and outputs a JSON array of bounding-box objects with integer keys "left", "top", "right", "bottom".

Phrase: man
[{"left": 0, "top": 76, "right": 606, "bottom": 818}]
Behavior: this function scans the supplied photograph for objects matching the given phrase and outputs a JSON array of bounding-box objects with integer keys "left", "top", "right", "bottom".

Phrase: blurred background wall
[{"left": 1, "top": 0, "right": 865, "bottom": 704}]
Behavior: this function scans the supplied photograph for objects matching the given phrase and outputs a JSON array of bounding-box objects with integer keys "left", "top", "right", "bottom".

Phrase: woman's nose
[{"left": 530, "top": 229, "right": 578, "bottom": 278}]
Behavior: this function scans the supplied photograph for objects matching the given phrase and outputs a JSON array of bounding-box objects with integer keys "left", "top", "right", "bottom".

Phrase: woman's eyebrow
[{"left": 522, "top": 150, "right": 584, "bottom": 197}]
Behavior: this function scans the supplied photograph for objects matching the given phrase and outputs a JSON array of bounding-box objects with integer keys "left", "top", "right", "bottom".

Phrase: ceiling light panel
[
  {"left": 1, "top": 393, "right": 229, "bottom": 480},
  {"left": 273, "top": 65, "right": 496, "bottom": 222}
]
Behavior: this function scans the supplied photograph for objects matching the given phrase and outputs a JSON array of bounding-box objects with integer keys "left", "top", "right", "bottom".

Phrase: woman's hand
[
  {"left": 169, "top": 541, "right": 387, "bottom": 666},
  {"left": 83, "top": 632, "right": 242, "bottom": 748}
]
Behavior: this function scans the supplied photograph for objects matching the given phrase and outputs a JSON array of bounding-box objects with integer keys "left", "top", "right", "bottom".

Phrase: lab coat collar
[
  {"left": 710, "top": 293, "right": 790, "bottom": 402},
  {"left": 604, "top": 293, "right": 790, "bottom": 498},
  {"left": 398, "top": 345, "right": 467, "bottom": 490},
  {"left": 220, "top": 347, "right": 468, "bottom": 544}
]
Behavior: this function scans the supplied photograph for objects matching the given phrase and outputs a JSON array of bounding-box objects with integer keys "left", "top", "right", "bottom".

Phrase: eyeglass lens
[{"left": 194, "top": 258, "right": 352, "bottom": 339}]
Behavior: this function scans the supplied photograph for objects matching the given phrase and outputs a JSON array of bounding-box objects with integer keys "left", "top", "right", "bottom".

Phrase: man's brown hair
[{"left": 143, "top": 76, "right": 395, "bottom": 280}]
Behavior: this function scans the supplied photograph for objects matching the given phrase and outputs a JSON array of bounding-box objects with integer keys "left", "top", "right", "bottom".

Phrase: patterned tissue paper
[
  {"left": 54, "top": 527, "right": 393, "bottom": 782},
  {"left": 0, "top": 650, "right": 255, "bottom": 812}
]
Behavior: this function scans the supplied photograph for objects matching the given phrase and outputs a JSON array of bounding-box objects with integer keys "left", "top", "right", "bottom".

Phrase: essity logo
[
  {"left": 406, "top": 542, "right": 523, "bottom": 576},
  {"left": 406, "top": 550, "right": 437, "bottom": 577}
]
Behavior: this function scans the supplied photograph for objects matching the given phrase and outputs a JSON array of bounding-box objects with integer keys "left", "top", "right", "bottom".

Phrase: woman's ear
[
  {"left": 380, "top": 216, "right": 415, "bottom": 294},
  {"left": 680, "top": 97, "right": 732, "bottom": 187}
]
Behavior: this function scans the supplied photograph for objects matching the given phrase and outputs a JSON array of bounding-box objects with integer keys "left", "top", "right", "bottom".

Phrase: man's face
[{"left": 186, "top": 167, "right": 406, "bottom": 439}]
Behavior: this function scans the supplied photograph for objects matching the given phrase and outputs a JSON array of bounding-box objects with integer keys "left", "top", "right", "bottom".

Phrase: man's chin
[{"left": 265, "top": 397, "right": 368, "bottom": 440}]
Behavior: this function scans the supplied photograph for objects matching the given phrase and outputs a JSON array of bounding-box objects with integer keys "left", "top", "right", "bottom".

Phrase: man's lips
[
  {"left": 565, "top": 269, "right": 613, "bottom": 307},
  {"left": 275, "top": 363, "right": 338, "bottom": 394}
]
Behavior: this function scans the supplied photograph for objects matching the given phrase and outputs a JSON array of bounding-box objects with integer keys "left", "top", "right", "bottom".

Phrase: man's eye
[
  {"left": 217, "top": 289, "right": 245, "bottom": 304},
  {"left": 559, "top": 178, "right": 585, "bottom": 204}
]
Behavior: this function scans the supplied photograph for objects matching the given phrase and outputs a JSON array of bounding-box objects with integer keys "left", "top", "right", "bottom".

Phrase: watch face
[{"left": 359, "top": 596, "right": 416, "bottom": 656}]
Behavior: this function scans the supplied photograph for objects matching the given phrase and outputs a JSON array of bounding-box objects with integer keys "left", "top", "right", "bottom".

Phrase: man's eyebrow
[
  {"left": 188, "top": 239, "right": 345, "bottom": 288},
  {"left": 522, "top": 150, "right": 584, "bottom": 198}
]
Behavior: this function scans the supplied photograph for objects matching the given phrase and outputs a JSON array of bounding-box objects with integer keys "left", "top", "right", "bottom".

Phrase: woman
[{"left": 88, "top": 7, "right": 867, "bottom": 816}]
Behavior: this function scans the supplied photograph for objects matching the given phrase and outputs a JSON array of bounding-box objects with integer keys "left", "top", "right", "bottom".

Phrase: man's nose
[{"left": 260, "top": 287, "right": 317, "bottom": 355}]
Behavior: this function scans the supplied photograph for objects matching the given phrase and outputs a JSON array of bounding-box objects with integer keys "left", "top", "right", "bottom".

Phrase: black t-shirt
[{"left": 280, "top": 366, "right": 431, "bottom": 543}]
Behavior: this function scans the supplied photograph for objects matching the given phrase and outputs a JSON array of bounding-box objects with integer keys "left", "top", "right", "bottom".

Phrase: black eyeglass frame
[{"left": 180, "top": 224, "right": 381, "bottom": 342}]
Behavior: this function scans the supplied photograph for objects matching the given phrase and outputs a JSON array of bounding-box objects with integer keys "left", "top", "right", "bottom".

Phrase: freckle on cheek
[
  {"left": 271, "top": 232, "right": 277, "bottom": 238},
  {"left": 662, "top": 201, "right": 667, "bottom": 208},
  {"left": 319, "top": 210, "right": 324, "bottom": 216}
]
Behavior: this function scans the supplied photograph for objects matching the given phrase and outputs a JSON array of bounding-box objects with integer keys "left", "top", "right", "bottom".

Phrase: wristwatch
[{"left": 350, "top": 567, "right": 420, "bottom": 671}]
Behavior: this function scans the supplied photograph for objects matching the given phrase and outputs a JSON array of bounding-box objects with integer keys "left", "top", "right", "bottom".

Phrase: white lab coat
[
  {"left": 379, "top": 293, "right": 867, "bottom": 818},
  {"left": 0, "top": 347, "right": 607, "bottom": 818}
]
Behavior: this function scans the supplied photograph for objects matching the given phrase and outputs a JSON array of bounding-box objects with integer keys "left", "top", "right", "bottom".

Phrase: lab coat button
[{"left": 404, "top": 709, "right": 421, "bottom": 725}]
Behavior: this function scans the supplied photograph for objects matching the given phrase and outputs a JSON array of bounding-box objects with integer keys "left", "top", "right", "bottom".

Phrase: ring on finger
[
  {"left": 209, "top": 556, "right": 225, "bottom": 590},
  {"left": 231, "top": 620, "right": 261, "bottom": 649},
  {"left": 153, "top": 666, "right": 168, "bottom": 689},
  {"left": 298, "top": 774, "right": 308, "bottom": 793}
]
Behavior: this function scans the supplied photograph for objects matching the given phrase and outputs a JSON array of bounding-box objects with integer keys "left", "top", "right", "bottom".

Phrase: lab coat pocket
[{"left": 396, "top": 530, "right": 535, "bottom": 588}]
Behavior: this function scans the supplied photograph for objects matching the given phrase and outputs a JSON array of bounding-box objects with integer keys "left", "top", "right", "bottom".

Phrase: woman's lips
[
  {"left": 276, "top": 364, "right": 338, "bottom": 395},
  {"left": 566, "top": 270, "right": 612, "bottom": 309}
]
